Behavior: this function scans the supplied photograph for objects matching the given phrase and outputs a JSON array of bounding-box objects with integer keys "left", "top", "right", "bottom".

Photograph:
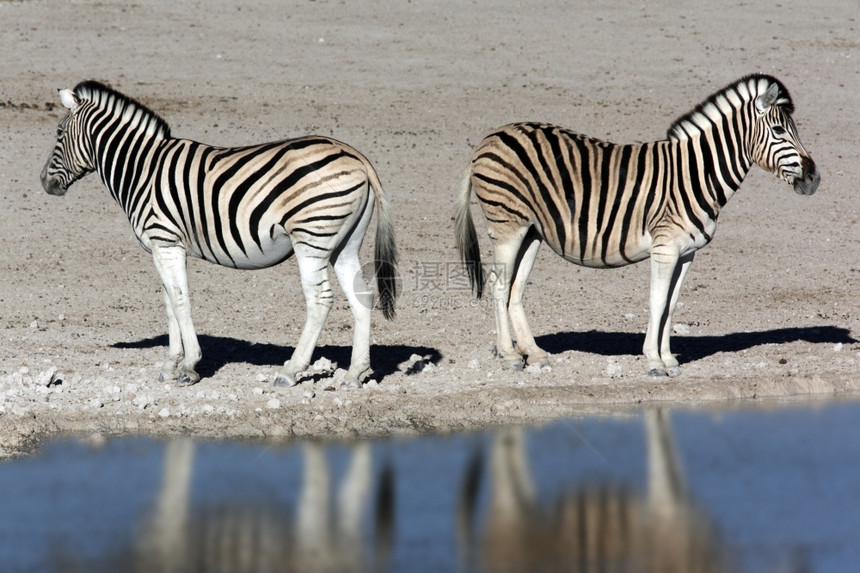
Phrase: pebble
[
  {"left": 672, "top": 323, "right": 691, "bottom": 335},
  {"left": 312, "top": 357, "right": 336, "bottom": 372},
  {"left": 266, "top": 398, "right": 281, "bottom": 410},
  {"left": 158, "top": 408, "right": 170, "bottom": 418}
]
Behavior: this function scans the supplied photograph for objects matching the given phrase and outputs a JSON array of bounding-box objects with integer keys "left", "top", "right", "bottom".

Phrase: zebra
[
  {"left": 40, "top": 81, "right": 398, "bottom": 388},
  {"left": 455, "top": 74, "right": 819, "bottom": 376}
]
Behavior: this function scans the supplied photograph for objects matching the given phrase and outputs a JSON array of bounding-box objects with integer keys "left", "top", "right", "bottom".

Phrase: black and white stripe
[
  {"left": 41, "top": 80, "right": 398, "bottom": 387},
  {"left": 456, "top": 74, "right": 819, "bottom": 375}
]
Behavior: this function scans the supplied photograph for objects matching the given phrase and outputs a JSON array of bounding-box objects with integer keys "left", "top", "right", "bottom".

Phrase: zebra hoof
[
  {"left": 667, "top": 366, "right": 681, "bottom": 377},
  {"left": 647, "top": 368, "right": 669, "bottom": 378},
  {"left": 273, "top": 373, "right": 298, "bottom": 388},
  {"left": 176, "top": 371, "right": 200, "bottom": 386}
]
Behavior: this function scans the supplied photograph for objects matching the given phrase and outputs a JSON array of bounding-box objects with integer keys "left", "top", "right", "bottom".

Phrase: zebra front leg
[
  {"left": 274, "top": 251, "right": 334, "bottom": 387},
  {"left": 158, "top": 285, "right": 184, "bottom": 382},
  {"left": 644, "top": 250, "right": 693, "bottom": 377},
  {"left": 152, "top": 244, "right": 202, "bottom": 386}
]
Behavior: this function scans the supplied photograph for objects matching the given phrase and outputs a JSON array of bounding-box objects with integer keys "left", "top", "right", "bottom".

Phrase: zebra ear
[
  {"left": 754, "top": 83, "right": 780, "bottom": 114},
  {"left": 59, "top": 88, "right": 79, "bottom": 111}
]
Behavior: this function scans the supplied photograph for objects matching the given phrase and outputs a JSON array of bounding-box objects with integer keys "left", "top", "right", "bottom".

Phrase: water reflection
[
  {"left": 460, "top": 411, "right": 728, "bottom": 573},
  {"left": 2, "top": 403, "right": 858, "bottom": 572},
  {"left": 136, "top": 440, "right": 393, "bottom": 573}
]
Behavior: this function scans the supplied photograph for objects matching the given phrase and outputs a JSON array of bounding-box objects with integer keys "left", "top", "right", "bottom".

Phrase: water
[{"left": 1, "top": 401, "right": 859, "bottom": 572}]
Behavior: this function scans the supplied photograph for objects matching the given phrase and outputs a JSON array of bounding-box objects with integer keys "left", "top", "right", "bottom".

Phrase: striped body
[
  {"left": 42, "top": 81, "right": 398, "bottom": 386},
  {"left": 132, "top": 136, "right": 377, "bottom": 270},
  {"left": 456, "top": 75, "right": 819, "bottom": 375}
]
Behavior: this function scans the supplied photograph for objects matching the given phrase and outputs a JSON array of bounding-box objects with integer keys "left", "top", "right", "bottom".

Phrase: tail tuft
[
  {"left": 371, "top": 171, "right": 398, "bottom": 320},
  {"left": 454, "top": 170, "right": 484, "bottom": 298}
]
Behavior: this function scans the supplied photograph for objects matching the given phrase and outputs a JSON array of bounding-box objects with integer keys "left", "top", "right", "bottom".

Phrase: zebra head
[
  {"left": 750, "top": 80, "right": 820, "bottom": 196},
  {"left": 40, "top": 87, "right": 96, "bottom": 196}
]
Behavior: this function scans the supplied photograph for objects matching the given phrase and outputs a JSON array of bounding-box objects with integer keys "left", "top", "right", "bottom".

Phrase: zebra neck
[
  {"left": 666, "top": 134, "right": 752, "bottom": 213},
  {"left": 93, "top": 128, "right": 167, "bottom": 219}
]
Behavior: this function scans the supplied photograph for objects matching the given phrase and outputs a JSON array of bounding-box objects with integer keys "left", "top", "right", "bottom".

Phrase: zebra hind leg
[
  {"left": 331, "top": 203, "right": 375, "bottom": 388},
  {"left": 274, "top": 247, "right": 335, "bottom": 387},
  {"left": 489, "top": 231, "right": 530, "bottom": 370},
  {"left": 507, "top": 231, "right": 550, "bottom": 367}
]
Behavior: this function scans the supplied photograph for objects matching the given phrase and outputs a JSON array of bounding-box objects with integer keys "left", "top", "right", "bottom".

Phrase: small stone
[
  {"left": 834, "top": 342, "right": 843, "bottom": 352},
  {"left": 467, "top": 359, "right": 480, "bottom": 370},
  {"left": 312, "top": 357, "right": 336, "bottom": 372},
  {"left": 266, "top": 398, "right": 281, "bottom": 410},
  {"left": 253, "top": 387, "right": 264, "bottom": 395},
  {"left": 672, "top": 323, "right": 691, "bottom": 335},
  {"left": 158, "top": 408, "right": 170, "bottom": 418}
]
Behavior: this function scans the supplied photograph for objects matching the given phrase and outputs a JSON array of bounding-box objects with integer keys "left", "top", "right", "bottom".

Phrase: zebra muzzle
[{"left": 792, "top": 156, "right": 820, "bottom": 196}]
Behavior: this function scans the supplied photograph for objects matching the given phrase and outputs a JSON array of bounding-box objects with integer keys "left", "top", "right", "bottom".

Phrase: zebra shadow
[
  {"left": 111, "top": 335, "right": 442, "bottom": 382},
  {"left": 536, "top": 325, "right": 857, "bottom": 363}
]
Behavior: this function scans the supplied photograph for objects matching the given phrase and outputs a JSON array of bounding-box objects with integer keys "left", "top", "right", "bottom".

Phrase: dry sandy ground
[{"left": 0, "top": 0, "right": 858, "bottom": 455}]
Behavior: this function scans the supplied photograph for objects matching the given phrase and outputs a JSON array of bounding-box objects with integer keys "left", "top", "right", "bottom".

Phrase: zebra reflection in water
[
  {"left": 134, "top": 440, "right": 393, "bottom": 573},
  {"left": 458, "top": 411, "right": 732, "bottom": 573}
]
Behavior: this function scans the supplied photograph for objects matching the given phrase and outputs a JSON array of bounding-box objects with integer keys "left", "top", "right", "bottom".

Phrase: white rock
[
  {"left": 312, "top": 357, "right": 336, "bottom": 372},
  {"left": 253, "top": 387, "right": 264, "bottom": 395},
  {"left": 467, "top": 359, "right": 480, "bottom": 370},
  {"left": 266, "top": 398, "right": 281, "bottom": 410},
  {"left": 834, "top": 342, "right": 843, "bottom": 352},
  {"left": 158, "top": 408, "right": 170, "bottom": 418},
  {"left": 672, "top": 323, "right": 691, "bottom": 335}
]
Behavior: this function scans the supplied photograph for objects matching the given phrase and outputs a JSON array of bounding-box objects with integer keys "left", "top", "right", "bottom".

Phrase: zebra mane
[
  {"left": 666, "top": 74, "right": 794, "bottom": 142},
  {"left": 73, "top": 80, "right": 171, "bottom": 139}
]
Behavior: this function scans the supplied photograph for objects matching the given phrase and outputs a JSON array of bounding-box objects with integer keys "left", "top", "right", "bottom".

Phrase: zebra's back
[
  {"left": 470, "top": 122, "right": 664, "bottom": 268},
  {"left": 145, "top": 136, "right": 375, "bottom": 270}
]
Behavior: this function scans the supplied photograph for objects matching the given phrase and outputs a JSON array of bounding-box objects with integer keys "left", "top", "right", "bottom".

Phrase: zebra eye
[{"left": 771, "top": 125, "right": 786, "bottom": 136}]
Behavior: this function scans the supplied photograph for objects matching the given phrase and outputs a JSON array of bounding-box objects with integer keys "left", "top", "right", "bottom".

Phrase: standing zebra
[
  {"left": 456, "top": 75, "right": 819, "bottom": 376},
  {"left": 41, "top": 81, "right": 398, "bottom": 387}
]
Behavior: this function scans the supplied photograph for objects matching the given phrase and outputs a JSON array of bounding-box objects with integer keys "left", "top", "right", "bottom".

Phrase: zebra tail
[
  {"left": 368, "top": 165, "right": 399, "bottom": 320},
  {"left": 454, "top": 169, "right": 484, "bottom": 298}
]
